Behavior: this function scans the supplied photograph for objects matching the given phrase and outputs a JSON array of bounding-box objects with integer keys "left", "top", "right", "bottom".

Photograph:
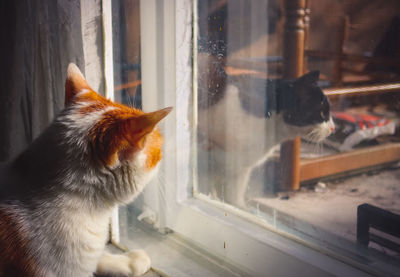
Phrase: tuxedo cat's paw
[{"left": 126, "top": 249, "right": 151, "bottom": 277}]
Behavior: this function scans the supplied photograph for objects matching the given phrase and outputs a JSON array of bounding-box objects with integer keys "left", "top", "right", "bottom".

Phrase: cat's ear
[
  {"left": 98, "top": 107, "right": 173, "bottom": 167},
  {"left": 296, "top": 71, "right": 320, "bottom": 86},
  {"left": 65, "top": 63, "right": 92, "bottom": 106},
  {"left": 125, "top": 107, "right": 173, "bottom": 148}
]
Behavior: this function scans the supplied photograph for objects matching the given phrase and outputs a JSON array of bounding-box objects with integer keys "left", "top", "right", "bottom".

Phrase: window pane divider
[{"left": 101, "top": 0, "right": 119, "bottom": 244}]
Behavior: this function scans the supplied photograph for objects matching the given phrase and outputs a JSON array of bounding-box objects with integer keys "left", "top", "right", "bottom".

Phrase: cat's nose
[{"left": 329, "top": 117, "right": 335, "bottom": 133}]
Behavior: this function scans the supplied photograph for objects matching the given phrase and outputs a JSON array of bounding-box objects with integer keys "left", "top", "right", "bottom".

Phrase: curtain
[{"left": 0, "top": 0, "right": 85, "bottom": 161}]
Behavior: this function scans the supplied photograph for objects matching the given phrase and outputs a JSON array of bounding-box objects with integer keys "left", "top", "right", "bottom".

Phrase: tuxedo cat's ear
[
  {"left": 296, "top": 71, "right": 320, "bottom": 85},
  {"left": 65, "top": 63, "right": 92, "bottom": 106}
]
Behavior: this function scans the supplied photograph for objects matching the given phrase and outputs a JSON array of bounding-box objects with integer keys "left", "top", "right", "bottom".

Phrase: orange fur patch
[
  {"left": 81, "top": 91, "right": 169, "bottom": 168},
  {"left": 144, "top": 129, "right": 163, "bottom": 169},
  {"left": 87, "top": 101, "right": 143, "bottom": 166},
  {"left": 65, "top": 63, "right": 171, "bottom": 169},
  {"left": 0, "top": 208, "right": 40, "bottom": 277}
]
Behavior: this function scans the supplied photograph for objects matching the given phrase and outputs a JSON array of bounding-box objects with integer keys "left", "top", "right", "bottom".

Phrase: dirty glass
[
  {"left": 113, "top": 0, "right": 400, "bottom": 273},
  {"left": 195, "top": 0, "right": 400, "bottom": 270},
  {"left": 112, "top": 0, "right": 142, "bottom": 108}
]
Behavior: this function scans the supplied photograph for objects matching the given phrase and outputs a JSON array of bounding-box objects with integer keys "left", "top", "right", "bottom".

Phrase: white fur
[
  {"left": 127, "top": 250, "right": 152, "bottom": 276},
  {"left": 97, "top": 250, "right": 151, "bottom": 277},
  {"left": 304, "top": 117, "right": 335, "bottom": 143},
  {"left": 198, "top": 84, "right": 333, "bottom": 207},
  {"left": 62, "top": 101, "right": 117, "bottom": 139},
  {"left": 23, "top": 159, "right": 157, "bottom": 276},
  {"left": 67, "top": 63, "right": 86, "bottom": 79},
  {"left": 28, "top": 160, "right": 156, "bottom": 277},
  {"left": 97, "top": 253, "right": 132, "bottom": 276},
  {"left": 3, "top": 95, "right": 161, "bottom": 276},
  {"left": 9, "top": 194, "right": 112, "bottom": 277},
  {"left": 0, "top": 59, "right": 165, "bottom": 276},
  {"left": 129, "top": 151, "right": 160, "bottom": 197}
]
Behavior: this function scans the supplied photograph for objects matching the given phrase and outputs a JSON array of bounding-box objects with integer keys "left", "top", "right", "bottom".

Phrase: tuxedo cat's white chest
[{"left": 198, "top": 84, "right": 273, "bottom": 152}]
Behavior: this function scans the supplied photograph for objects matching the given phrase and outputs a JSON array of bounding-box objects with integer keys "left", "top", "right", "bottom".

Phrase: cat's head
[
  {"left": 62, "top": 64, "right": 171, "bottom": 203},
  {"left": 279, "top": 71, "right": 334, "bottom": 141}
]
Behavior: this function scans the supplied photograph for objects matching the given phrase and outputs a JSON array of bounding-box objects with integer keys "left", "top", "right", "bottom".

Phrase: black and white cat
[{"left": 197, "top": 58, "right": 334, "bottom": 207}]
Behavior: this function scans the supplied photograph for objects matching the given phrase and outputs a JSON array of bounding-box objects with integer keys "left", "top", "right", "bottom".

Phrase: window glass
[
  {"left": 196, "top": 0, "right": 400, "bottom": 265},
  {"left": 112, "top": 0, "right": 142, "bottom": 108},
  {"left": 113, "top": 0, "right": 400, "bottom": 273}
]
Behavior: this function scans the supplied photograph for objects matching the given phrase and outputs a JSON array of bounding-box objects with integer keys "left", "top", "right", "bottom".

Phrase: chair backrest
[{"left": 357, "top": 203, "right": 400, "bottom": 253}]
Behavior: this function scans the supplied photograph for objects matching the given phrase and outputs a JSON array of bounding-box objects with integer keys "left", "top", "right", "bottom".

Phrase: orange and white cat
[{"left": 0, "top": 64, "right": 172, "bottom": 277}]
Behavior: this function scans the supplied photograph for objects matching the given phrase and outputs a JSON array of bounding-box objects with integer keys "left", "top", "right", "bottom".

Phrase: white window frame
[
  {"left": 106, "top": 0, "right": 386, "bottom": 275},
  {"left": 101, "top": 0, "right": 121, "bottom": 244}
]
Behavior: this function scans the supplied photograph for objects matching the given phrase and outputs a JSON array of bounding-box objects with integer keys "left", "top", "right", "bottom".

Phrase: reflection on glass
[
  {"left": 112, "top": 0, "right": 142, "bottom": 108},
  {"left": 195, "top": 0, "right": 400, "bottom": 264}
]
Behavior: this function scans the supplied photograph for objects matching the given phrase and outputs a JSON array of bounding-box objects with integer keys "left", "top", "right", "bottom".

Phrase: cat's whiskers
[
  {"left": 315, "top": 140, "right": 324, "bottom": 156},
  {"left": 305, "top": 124, "right": 329, "bottom": 143},
  {"left": 303, "top": 119, "right": 336, "bottom": 157},
  {"left": 300, "top": 138, "right": 318, "bottom": 157},
  {"left": 304, "top": 130, "right": 318, "bottom": 143},
  {"left": 128, "top": 94, "right": 136, "bottom": 108},
  {"left": 156, "top": 173, "right": 168, "bottom": 206}
]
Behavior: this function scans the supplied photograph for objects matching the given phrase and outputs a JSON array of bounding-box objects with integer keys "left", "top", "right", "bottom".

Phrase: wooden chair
[{"left": 281, "top": 0, "right": 400, "bottom": 189}]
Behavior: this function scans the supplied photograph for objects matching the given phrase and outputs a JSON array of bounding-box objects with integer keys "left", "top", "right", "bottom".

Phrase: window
[
  {"left": 110, "top": 0, "right": 400, "bottom": 275},
  {"left": 112, "top": 0, "right": 142, "bottom": 108}
]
